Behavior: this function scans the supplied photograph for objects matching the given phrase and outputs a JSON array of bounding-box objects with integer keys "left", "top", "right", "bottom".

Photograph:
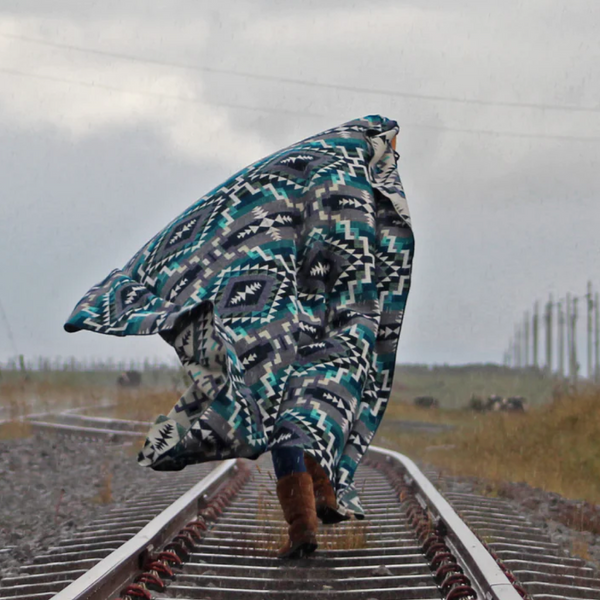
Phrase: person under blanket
[{"left": 64, "top": 115, "right": 414, "bottom": 558}]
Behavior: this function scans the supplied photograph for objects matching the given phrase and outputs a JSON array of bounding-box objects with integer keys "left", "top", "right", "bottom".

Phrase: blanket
[{"left": 64, "top": 115, "right": 415, "bottom": 518}]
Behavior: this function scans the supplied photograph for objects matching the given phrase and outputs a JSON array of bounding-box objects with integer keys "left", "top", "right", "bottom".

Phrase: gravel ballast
[
  {"left": 2, "top": 433, "right": 599, "bottom": 584},
  {"left": 430, "top": 470, "right": 600, "bottom": 570},
  {"left": 0, "top": 434, "right": 178, "bottom": 578}
]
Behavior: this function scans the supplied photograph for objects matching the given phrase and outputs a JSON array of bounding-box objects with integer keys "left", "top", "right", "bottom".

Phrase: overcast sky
[{"left": 0, "top": 0, "right": 599, "bottom": 369}]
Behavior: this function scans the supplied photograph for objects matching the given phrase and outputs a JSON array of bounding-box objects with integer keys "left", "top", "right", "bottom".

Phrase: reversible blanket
[{"left": 65, "top": 115, "right": 415, "bottom": 518}]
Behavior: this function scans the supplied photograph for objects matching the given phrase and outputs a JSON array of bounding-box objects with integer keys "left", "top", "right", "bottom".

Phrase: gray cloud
[
  {"left": 0, "top": 120, "right": 227, "bottom": 362},
  {"left": 0, "top": 0, "right": 598, "bottom": 368}
]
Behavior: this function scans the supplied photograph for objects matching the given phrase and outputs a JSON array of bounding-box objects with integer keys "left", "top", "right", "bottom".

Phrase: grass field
[
  {"left": 0, "top": 361, "right": 556, "bottom": 412},
  {"left": 391, "top": 363, "right": 556, "bottom": 409},
  {"left": 0, "top": 364, "right": 186, "bottom": 439},
  {"left": 378, "top": 387, "right": 600, "bottom": 505}
]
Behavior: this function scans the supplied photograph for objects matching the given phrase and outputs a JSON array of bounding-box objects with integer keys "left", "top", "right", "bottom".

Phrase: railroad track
[
  {"left": 421, "top": 469, "right": 600, "bottom": 599},
  {"left": 0, "top": 459, "right": 218, "bottom": 600},
  {"left": 25, "top": 408, "right": 148, "bottom": 443},
  {"left": 1, "top": 417, "right": 598, "bottom": 599}
]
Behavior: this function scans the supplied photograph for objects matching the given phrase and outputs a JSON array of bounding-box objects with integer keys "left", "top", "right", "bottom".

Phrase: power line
[
  {"left": 0, "top": 67, "right": 315, "bottom": 118},
  {"left": 3, "top": 30, "right": 600, "bottom": 115},
  {"left": 2, "top": 66, "right": 600, "bottom": 144},
  {"left": 400, "top": 122, "right": 600, "bottom": 143}
]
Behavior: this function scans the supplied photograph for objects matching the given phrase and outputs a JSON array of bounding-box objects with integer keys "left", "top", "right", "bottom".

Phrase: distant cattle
[
  {"left": 505, "top": 396, "right": 527, "bottom": 412},
  {"left": 117, "top": 370, "right": 142, "bottom": 388},
  {"left": 486, "top": 395, "right": 504, "bottom": 411},
  {"left": 413, "top": 396, "right": 439, "bottom": 409},
  {"left": 468, "top": 396, "right": 485, "bottom": 412},
  {"left": 468, "top": 394, "right": 527, "bottom": 412}
]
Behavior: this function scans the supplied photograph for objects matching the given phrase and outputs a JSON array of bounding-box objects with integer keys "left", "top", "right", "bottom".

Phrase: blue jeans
[{"left": 271, "top": 446, "right": 306, "bottom": 480}]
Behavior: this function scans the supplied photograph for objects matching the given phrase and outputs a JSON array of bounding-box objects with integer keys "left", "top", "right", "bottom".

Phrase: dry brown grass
[
  {"left": 318, "top": 520, "right": 369, "bottom": 550},
  {"left": 383, "top": 397, "right": 469, "bottom": 425},
  {"left": 112, "top": 387, "right": 178, "bottom": 422},
  {"left": 571, "top": 535, "right": 592, "bottom": 561},
  {"left": 235, "top": 480, "right": 370, "bottom": 554},
  {"left": 0, "top": 380, "right": 85, "bottom": 439},
  {"left": 246, "top": 515, "right": 369, "bottom": 553},
  {"left": 1, "top": 379, "right": 93, "bottom": 413},
  {"left": 92, "top": 463, "right": 114, "bottom": 504},
  {"left": 0, "top": 379, "right": 178, "bottom": 440},
  {"left": 378, "top": 388, "right": 600, "bottom": 504},
  {"left": 0, "top": 418, "right": 32, "bottom": 440}
]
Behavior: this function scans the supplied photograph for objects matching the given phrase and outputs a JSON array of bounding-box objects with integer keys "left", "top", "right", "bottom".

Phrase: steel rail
[
  {"left": 51, "top": 460, "right": 236, "bottom": 600},
  {"left": 27, "top": 420, "right": 145, "bottom": 440},
  {"left": 27, "top": 420, "right": 141, "bottom": 435},
  {"left": 57, "top": 412, "right": 151, "bottom": 430},
  {"left": 369, "top": 445, "right": 523, "bottom": 600}
]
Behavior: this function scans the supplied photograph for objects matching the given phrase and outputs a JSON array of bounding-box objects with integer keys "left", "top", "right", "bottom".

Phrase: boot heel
[
  {"left": 276, "top": 471, "right": 319, "bottom": 559},
  {"left": 317, "top": 505, "right": 351, "bottom": 525},
  {"left": 304, "top": 454, "right": 347, "bottom": 525},
  {"left": 279, "top": 536, "right": 318, "bottom": 559}
]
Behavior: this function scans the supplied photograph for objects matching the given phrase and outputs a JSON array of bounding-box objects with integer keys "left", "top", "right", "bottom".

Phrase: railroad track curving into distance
[{"left": 1, "top": 413, "right": 598, "bottom": 600}]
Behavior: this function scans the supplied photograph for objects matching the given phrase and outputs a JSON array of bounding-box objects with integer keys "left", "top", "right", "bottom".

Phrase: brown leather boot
[
  {"left": 304, "top": 454, "right": 350, "bottom": 525},
  {"left": 276, "top": 472, "right": 318, "bottom": 559}
]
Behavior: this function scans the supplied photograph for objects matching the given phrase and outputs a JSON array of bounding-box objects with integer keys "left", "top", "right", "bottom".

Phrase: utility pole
[
  {"left": 524, "top": 311, "right": 530, "bottom": 367},
  {"left": 571, "top": 296, "right": 579, "bottom": 384},
  {"left": 587, "top": 281, "right": 593, "bottom": 380},
  {"left": 515, "top": 326, "right": 522, "bottom": 368},
  {"left": 595, "top": 292, "right": 599, "bottom": 383},
  {"left": 532, "top": 301, "right": 539, "bottom": 369},
  {"left": 545, "top": 296, "right": 553, "bottom": 374},
  {"left": 566, "top": 294, "right": 572, "bottom": 382},
  {"left": 558, "top": 300, "right": 565, "bottom": 379}
]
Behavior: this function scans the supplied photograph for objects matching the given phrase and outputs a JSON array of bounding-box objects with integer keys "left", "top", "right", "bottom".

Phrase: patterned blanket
[{"left": 64, "top": 115, "right": 414, "bottom": 518}]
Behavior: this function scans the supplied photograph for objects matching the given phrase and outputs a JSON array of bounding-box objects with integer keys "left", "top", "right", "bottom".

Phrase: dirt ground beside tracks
[
  {"left": 0, "top": 435, "right": 153, "bottom": 577},
  {"left": 430, "top": 470, "right": 600, "bottom": 569}
]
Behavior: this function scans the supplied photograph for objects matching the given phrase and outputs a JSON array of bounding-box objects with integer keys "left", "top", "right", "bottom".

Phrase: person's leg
[
  {"left": 303, "top": 453, "right": 348, "bottom": 525},
  {"left": 272, "top": 448, "right": 345, "bottom": 525},
  {"left": 272, "top": 446, "right": 306, "bottom": 479},
  {"left": 271, "top": 447, "right": 318, "bottom": 559}
]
